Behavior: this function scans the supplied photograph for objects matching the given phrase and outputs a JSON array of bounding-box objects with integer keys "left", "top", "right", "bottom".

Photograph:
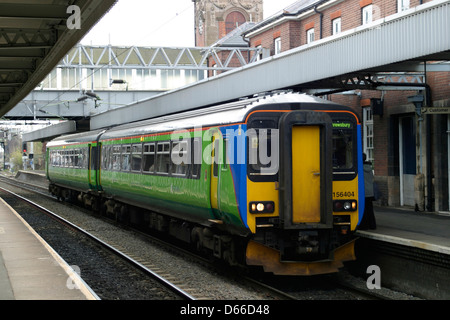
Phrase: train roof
[
  {"left": 47, "top": 129, "right": 105, "bottom": 148},
  {"left": 100, "top": 92, "right": 351, "bottom": 141},
  {"left": 47, "top": 92, "right": 357, "bottom": 146}
]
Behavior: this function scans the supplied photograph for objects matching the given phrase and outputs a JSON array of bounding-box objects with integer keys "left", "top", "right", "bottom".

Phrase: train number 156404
[{"left": 333, "top": 191, "right": 355, "bottom": 198}]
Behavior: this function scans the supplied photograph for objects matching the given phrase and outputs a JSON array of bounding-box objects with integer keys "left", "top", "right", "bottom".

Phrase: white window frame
[
  {"left": 363, "top": 106, "right": 374, "bottom": 162},
  {"left": 332, "top": 18, "right": 341, "bottom": 35},
  {"left": 274, "top": 37, "right": 281, "bottom": 55},
  {"left": 256, "top": 45, "right": 262, "bottom": 61},
  {"left": 397, "top": 0, "right": 410, "bottom": 12},
  {"left": 306, "top": 28, "right": 315, "bottom": 44},
  {"left": 362, "top": 5, "right": 373, "bottom": 25}
]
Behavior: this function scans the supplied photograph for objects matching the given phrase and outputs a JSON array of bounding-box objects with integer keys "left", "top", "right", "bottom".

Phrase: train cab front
[{"left": 245, "top": 109, "right": 359, "bottom": 276}]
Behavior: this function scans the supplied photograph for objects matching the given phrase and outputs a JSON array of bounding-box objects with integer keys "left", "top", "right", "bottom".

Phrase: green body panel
[
  {"left": 47, "top": 143, "right": 93, "bottom": 192},
  {"left": 100, "top": 169, "right": 213, "bottom": 222},
  {"left": 47, "top": 167, "right": 91, "bottom": 191}
]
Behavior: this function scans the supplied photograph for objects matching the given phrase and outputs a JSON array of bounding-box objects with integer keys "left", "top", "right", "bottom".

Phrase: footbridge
[{"left": 0, "top": 0, "right": 117, "bottom": 119}]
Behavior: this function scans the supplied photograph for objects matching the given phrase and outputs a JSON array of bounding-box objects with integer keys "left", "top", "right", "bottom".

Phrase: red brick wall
[
  {"left": 249, "top": 0, "right": 438, "bottom": 49},
  {"left": 249, "top": 20, "right": 303, "bottom": 53}
]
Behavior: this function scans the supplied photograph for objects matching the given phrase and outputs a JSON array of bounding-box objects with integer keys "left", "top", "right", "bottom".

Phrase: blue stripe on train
[
  {"left": 357, "top": 124, "right": 365, "bottom": 225},
  {"left": 220, "top": 125, "right": 248, "bottom": 228}
]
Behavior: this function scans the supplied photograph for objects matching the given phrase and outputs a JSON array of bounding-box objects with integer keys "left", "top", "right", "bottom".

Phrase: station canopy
[{"left": 0, "top": 0, "right": 117, "bottom": 117}]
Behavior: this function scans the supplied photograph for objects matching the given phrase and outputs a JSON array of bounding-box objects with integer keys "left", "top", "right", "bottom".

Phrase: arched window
[{"left": 225, "top": 11, "right": 246, "bottom": 34}]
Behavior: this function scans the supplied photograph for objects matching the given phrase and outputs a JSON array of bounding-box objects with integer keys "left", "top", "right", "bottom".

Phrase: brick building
[
  {"left": 193, "top": 0, "right": 264, "bottom": 47},
  {"left": 193, "top": 0, "right": 264, "bottom": 76},
  {"left": 240, "top": 0, "right": 449, "bottom": 212}
]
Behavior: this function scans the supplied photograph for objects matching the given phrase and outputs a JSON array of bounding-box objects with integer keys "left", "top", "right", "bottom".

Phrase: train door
[
  {"left": 210, "top": 132, "right": 220, "bottom": 212},
  {"left": 45, "top": 148, "right": 50, "bottom": 178},
  {"left": 278, "top": 111, "right": 333, "bottom": 230},
  {"left": 291, "top": 126, "right": 321, "bottom": 223},
  {"left": 89, "top": 144, "right": 99, "bottom": 190}
]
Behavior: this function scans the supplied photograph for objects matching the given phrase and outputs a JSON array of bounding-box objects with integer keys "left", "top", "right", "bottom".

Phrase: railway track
[
  {"left": 0, "top": 174, "right": 410, "bottom": 300},
  {"left": 0, "top": 175, "right": 291, "bottom": 300},
  {"left": 0, "top": 185, "right": 195, "bottom": 300}
]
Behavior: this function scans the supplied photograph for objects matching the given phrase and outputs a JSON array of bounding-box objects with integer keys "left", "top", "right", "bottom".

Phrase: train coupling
[{"left": 296, "top": 231, "right": 319, "bottom": 255}]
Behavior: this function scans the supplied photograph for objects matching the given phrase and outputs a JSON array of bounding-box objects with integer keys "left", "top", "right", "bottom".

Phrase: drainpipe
[{"left": 314, "top": 6, "right": 323, "bottom": 39}]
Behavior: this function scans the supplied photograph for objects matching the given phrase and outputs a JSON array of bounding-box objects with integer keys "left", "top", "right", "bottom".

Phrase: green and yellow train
[{"left": 46, "top": 92, "right": 364, "bottom": 275}]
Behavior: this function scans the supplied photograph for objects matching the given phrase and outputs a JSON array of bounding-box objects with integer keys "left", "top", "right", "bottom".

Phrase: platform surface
[
  {"left": 357, "top": 205, "right": 450, "bottom": 254},
  {"left": 0, "top": 197, "right": 97, "bottom": 300}
]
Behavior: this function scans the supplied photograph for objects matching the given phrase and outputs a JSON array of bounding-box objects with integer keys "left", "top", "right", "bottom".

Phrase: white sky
[{"left": 81, "top": 0, "right": 295, "bottom": 47}]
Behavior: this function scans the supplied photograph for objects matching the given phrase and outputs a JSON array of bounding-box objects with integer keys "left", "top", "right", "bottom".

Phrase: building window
[
  {"left": 397, "top": 0, "right": 410, "bottom": 12},
  {"left": 306, "top": 28, "right": 315, "bottom": 44},
  {"left": 332, "top": 18, "right": 341, "bottom": 35},
  {"left": 363, "top": 107, "right": 374, "bottom": 162},
  {"left": 362, "top": 5, "right": 373, "bottom": 25},
  {"left": 256, "top": 45, "right": 263, "bottom": 61},
  {"left": 225, "top": 11, "right": 246, "bottom": 34},
  {"left": 274, "top": 37, "right": 281, "bottom": 55}
]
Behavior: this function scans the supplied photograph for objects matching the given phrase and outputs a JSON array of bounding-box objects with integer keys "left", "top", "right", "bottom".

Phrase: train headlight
[
  {"left": 343, "top": 202, "right": 352, "bottom": 210},
  {"left": 249, "top": 201, "right": 275, "bottom": 214},
  {"left": 333, "top": 200, "right": 357, "bottom": 212}
]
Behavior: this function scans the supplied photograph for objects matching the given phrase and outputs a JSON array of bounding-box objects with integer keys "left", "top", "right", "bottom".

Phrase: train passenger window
[
  {"left": 222, "top": 139, "right": 228, "bottom": 170},
  {"left": 156, "top": 142, "right": 170, "bottom": 174},
  {"left": 69, "top": 150, "right": 74, "bottom": 167},
  {"left": 73, "top": 149, "right": 79, "bottom": 168},
  {"left": 212, "top": 138, "right": 219, "bottom": 178},
  {"left": 81, "top": 148, "right": 88, "bottom": 169},
  {"left": 143, "top": 143, "right": 155, "bottom": 173},
  {"left": 101, "top": 145, "right": 110, "bottom": 170},
  {"left": 59, "top": 151, "right": 63, "bottom": 167},
  {"left": 112, "top": 146, "right": 121, "bottom": 171},
  {"left": 332, "top": 125, "right": 354, "bottom": 170},
  {"left": 191, "top": 138, "right": 201, "bottom": 179},
  {"left": 67, "top": 151, "right": 72, "bottom": 167},
  {"left": 56, "top": 151, "right": 61, "bottom": 166},
  {"left": 171, "top": 141, "right": 188, "bottom": 176},
  {"left": 248, "top": 128, "right": 279, "bottom": 177},
  {"left": 121, "top": 145, "right": 131, "bottom": 171},
  {"left": 131, "top": 144, "right": 142, "bottom": 172},
  {"left": 62, "top": 151, "right": 67, "bottom": 167}
]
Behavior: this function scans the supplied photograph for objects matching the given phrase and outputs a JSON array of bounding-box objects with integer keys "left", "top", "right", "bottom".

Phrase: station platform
[
  {"left": 356, "top": 205, "right": 450, "bottom": 254},
  {"left": 0, "top": 197, "right": 98, "bottom": 300}
]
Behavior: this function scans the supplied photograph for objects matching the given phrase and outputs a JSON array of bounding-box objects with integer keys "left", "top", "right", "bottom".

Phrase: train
[{"left": 46, "top": 91, "right": 364, "bottom": 276}]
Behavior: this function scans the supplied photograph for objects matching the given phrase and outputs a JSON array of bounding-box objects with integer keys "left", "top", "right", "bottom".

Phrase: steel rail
[{"left": 0, "top": 185, "right": 196, "bottom": 301}]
